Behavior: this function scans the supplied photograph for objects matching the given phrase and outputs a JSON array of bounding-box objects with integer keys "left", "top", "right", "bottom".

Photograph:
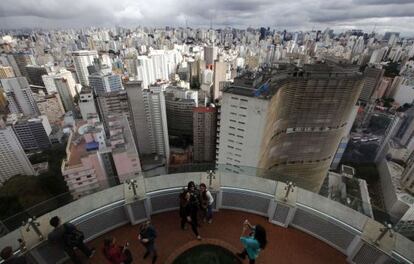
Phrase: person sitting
[{"left": 103, "top": 237, "right": 132, "bottom": 264}]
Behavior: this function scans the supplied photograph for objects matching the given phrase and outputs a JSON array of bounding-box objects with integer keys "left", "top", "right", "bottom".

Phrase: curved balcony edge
[{"left": 0, "top": 172, "right": 413, "bottom": 264}]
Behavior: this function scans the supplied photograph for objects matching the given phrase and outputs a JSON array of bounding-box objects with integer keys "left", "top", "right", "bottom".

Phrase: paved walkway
[{"left": 82, "top": 210, "right": 347, "bottom": 264}]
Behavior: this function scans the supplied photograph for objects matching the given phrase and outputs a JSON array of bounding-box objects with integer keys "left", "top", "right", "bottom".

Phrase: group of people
[
  {"left": 47, "top": 216, "right": 157, "bottom": 264},
  {"left": 102, "top": 220, "right": 157, "bottom": 264},
  {"left": 179, "top": 181, "right": 267, "bottom": 263},
  {"left": 179, "top": 181, "right": 215, "bottom": 240},
  {"left": 1, "top": 181, "right": 266, "bottom": 264}
]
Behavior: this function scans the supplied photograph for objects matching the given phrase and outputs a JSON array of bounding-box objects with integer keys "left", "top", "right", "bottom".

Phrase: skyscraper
[
  {"left": 165, "top": 90, "right": 196, "bottom": 138},
  {"left": 213, "top": 61, "right": 227, "bottom": 100},
  {"left": 204, "top": 46, "right": 218, "bottom": 66},
  {"left": 217, "top": 63, "right": 364, "bottom": 191},
  {"left": 25, "top": 65, "right": 48, "bottom": 86},
  {"left": 359, "top": 67, "right": 384, "bottom": 102},
  {"left": 97, "top": 90, "right": 131, "bottom": 132},
  {"left": 1, "top": 77, "right": 40, "bottom": 116},
  {"left": 12, "top": 52, "right": 36, "bottom": 80},
  {"left": 54, "top": 77, "right": 76, "bottom": 112},
  {"left": 0, "top": 120, "right": 35, "bottom": 183},
  {"left": 124, "top": 81, "right": 170, "bottom": 161},
  {"left": 88, "top": 72, "right": 123, "bottom": 95},
  {"left": 72, "top": 50, "right": 98, "bottom": 86},
  {"left": 42, "top": 69, "right": 77, "bottom": 95},
  {"left": 193, "top": 106, "right": 217, "bottom": 163},
  {"left": 7, "top": 114, "right": 52, "bottom": 152}
]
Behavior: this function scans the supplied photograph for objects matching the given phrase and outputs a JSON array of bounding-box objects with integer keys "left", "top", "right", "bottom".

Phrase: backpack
[{"left": 63, "top": 224, "right": 84, "bottom": 247}]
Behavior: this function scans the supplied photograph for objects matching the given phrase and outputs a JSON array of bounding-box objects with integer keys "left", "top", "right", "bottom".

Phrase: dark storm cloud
[{"left": 0, "top": 0, "right": 413, "bottom": 35}]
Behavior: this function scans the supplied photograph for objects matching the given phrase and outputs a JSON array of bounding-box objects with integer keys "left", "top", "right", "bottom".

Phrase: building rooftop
[
  {"left": 224, "top": 62, "right": 363, "bottom": 98},
  {"left": 67, "top": 138, "right": 87, "bottom": 167}
]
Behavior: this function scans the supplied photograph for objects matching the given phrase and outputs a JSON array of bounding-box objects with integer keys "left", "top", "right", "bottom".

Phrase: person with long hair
[
  {"left": 180, "top": 190, "right": 202, "bottom": 240},
  {"left": 237, "top": 220, "right": 267, "bottom": 264},
  {"left": 199, "top": 183, "right": 214, "bottom": 224},
  {"left": 103, "top": 237, "right": 132, "bottom": 264}
]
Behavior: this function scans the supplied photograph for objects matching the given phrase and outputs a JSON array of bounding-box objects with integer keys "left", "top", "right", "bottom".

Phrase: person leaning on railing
[
  {"left": 237, "top": 219, "right": 267, "bottom": 264},
  {"left": 48, "top": 216, "right": 95, "bottom": 263}
]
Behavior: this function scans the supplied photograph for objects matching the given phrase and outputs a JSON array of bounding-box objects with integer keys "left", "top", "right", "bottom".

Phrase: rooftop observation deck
[
  {"left": 1, "top": 172, "right": 413, "bottom": 264},
  {"left": 86, "top": 210, "right": 346, "bottom": 264}
]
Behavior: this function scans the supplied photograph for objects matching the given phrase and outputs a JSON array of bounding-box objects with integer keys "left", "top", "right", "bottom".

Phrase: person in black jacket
[
  {"left": 48, "top": 216, "right": 95, "bottom": 263},
  {"left": 0, "top": 247, "right": 26, "bottom": 264},
  {"left": 180, "top": 190, "right": 201, "bottom": 240},
  {"left": 138, "top": 220, "right": 158, "bottom": 264}
]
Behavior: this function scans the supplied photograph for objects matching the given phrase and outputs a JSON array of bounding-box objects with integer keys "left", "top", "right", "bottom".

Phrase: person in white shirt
[{"left": 199, "top": 183, "right": 214, "bottom": 224}]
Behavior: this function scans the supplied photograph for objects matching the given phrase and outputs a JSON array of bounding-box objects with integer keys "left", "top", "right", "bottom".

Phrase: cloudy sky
[{"left": 0, "top": 0, "right": 414, "bottom": 35}]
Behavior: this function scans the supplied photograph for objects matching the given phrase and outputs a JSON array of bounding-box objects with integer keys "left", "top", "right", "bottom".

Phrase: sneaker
[
  {"left": 208, "top": 219, "right": 213, "bottom": 224},
  {"left": 89, "top": 249, "right": 96, "bottom": 258},
  {"left": 197, "top": 235, "right": 202, "bottom": 240}
]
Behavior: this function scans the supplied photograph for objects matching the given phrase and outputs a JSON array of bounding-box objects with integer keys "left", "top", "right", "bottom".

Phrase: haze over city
[{"left": 1, "top": 0, "right": 414, "bottom": 35}]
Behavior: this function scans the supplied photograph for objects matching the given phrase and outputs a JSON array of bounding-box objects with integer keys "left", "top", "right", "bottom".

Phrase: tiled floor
[{"left": 76, "top": 210, "right": 347, "bottom": 263}]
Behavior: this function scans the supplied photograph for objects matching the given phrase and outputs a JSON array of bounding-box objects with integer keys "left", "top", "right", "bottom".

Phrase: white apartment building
[
  {"left": 125, "top": 81, "right": 170, "bottom": 161},
  {"left": 1, "top": 77, "right": 40, "bottom": 116},
  {"left": 42, "top": 68, "right": 77, "bottom": 96},
  {"left": 216, "top": 88, "right": 268, "bottom": 174},
  {"left": 0, "top": 121, "right": 35, "bottom": 184},
  {"left": 72, "top": 50, "right": 98, "bottom": 86}
]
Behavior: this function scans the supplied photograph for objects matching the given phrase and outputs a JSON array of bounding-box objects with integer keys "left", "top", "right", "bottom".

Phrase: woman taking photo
[{"left": 237, "top": 220, "right": 267, "bottom": 264}]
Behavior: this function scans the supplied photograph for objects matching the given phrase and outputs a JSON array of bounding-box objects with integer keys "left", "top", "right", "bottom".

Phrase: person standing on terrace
[
  {"left": 199, "top": 183, "right": 214, "bottom": 224},
  {"left": 237, "top": 220, "right": 267, "bottom": 264},
  {"left": 180, "top": 190, "right": 202, "bottom": 240},
  {"left": 48, "top": 216, "right": 95, "bottom": 263}
]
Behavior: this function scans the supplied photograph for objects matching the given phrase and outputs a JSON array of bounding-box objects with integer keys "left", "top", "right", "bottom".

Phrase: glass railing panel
[{"left": 0, "top": 175, "right": 125, "bottom": 237}]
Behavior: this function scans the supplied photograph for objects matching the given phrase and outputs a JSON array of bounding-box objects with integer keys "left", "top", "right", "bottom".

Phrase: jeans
[
  {"left": 181, "top": 216, "right": 199, "bottom": 236},
  {"left": 206, "top": 205, "right": 213, "bottom": 220},
  {"left": 143, "top": 241, "right": 157, "bottom": 263},
  {"left": 239, "top": 249, "right": 256, "bottom": 264}
]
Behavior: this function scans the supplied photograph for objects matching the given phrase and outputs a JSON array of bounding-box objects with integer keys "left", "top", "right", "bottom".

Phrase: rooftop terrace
[{"left": 1, "top": 172, "right": 413, "bottom": 264}]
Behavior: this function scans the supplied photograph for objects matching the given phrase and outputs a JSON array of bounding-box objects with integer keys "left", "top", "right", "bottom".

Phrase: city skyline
[{"left": 0, "top": 0, "right": 414, "bottom": 35}]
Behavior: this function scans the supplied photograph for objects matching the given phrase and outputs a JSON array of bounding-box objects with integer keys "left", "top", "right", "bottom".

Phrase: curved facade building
[
  {"left": 259, "top": 68, "right": 364, "bottom": 191},
  {"left": 218, "top": 63, "right": 364, "bottom": 192}
]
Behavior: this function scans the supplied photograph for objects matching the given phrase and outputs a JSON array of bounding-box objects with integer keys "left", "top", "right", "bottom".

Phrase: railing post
[
  {"left": 201, "top": 170, "right": 221, "bottom": 211},
  {"left": 124, "top": 173, "right": 150, "bottom": 225},
  {"left": 269, "top": 181, "right": 298, "bottom": 227},
  {"left": 347, "top": 219, "right": 396, "bottom": 263},
  {"left": 22, "top": 217, "right": 43, "bottom": 241},
  {"left": 374, "top": 223, "right": 393, "bottom": 246}
]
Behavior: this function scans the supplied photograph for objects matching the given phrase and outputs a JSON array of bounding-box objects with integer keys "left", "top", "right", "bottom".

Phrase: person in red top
[{"left": 103, "top": 237, "right": 132, "bottom": 264}]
